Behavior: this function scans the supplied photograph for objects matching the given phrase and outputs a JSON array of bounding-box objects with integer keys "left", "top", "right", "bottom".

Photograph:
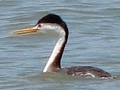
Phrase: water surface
[{"left": 0, "top": 0, "right": 120, "bottom": 90}]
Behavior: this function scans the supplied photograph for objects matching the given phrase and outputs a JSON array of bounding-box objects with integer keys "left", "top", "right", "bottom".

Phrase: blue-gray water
[{"left": 0, "top": 0, "right": 120, "bottom": 90}]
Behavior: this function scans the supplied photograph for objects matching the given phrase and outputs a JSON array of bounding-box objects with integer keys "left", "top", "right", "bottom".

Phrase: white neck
[
  {"left": 41, "top": 23, "right": 66, "bottom": 72},
  {"left": 43, "top": 36, "right": 65, "bottom": 72}
]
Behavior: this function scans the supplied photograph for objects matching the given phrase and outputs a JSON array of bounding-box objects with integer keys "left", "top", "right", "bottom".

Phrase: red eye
[{"left": 38, "top": 24, "right": 41, "bottom": 27}]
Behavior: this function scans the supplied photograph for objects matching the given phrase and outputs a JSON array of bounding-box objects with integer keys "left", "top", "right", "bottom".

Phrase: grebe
[{"left": 13, "top": 14, "right": 113, "bottom": 79}]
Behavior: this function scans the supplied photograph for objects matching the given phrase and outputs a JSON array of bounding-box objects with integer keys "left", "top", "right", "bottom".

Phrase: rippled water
[{"left": 0, "top": 0, "right": 120, "bottom": 89}]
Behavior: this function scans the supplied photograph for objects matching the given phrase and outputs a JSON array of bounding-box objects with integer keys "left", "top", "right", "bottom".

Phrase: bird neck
[{"left": 43, "top": 31, "right": 68, "bottom": 72}]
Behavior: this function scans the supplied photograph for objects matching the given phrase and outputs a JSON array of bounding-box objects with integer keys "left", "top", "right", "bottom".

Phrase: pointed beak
[{"left": 12, "top": 25, "right": 39, "bottom": 35}]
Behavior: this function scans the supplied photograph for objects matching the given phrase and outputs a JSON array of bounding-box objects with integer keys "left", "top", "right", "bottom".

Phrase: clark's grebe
[{"left": 13, "top": 14, "right": 114, "bottom": 79}]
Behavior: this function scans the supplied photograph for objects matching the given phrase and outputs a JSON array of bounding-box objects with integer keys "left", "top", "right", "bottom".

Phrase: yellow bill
[{"left": 12, "top": 25, "right": 39, "bottom": 35}]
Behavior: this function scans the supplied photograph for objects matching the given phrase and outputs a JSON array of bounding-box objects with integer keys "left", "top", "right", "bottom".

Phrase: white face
[{"left": 37, "top": 23, "right": 65, "bottom": 37}]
